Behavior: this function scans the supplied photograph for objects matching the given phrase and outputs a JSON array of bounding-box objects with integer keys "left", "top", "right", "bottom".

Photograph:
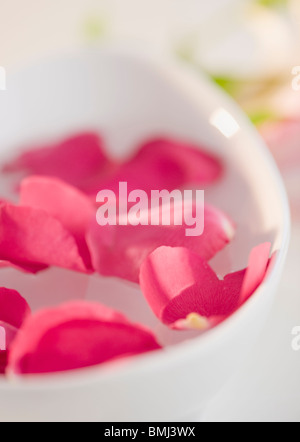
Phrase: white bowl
[{"left": 0, "top": 48, "right": 290, "bottom": 422}]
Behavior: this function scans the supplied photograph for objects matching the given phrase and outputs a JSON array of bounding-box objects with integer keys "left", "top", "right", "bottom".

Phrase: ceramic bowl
[{"left": 0, "top": 48, "right": 290, "bottom": 422}]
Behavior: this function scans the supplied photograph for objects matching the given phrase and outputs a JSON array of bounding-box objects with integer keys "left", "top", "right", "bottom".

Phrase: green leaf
[
  {"left": 248, "top": 109, "right": 279, "bottom": 126},
  {"left": 211, "top": 75, "right": 240, "bottom": 96},
  {"left": 256, "top": 0, "right": 288, "bottom": 8},
  {"left": 83, "top": 16, "right": 107, "bottom": 43}
]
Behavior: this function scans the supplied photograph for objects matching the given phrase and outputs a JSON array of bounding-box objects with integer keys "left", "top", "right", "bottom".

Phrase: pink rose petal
[
  {"left": 87, "top": 203, "right": 235, "bottom": 283},
  {"left": 140, "top": 244, "right": 272, "bottom": 330},
  {"left": 3, "top": 133, "right": 114, "bottom": 192},
  {"left": 140, "top": 247, "right": 243, "bottom": 328},
  {"left": 92, "top": 137, "right": 223, "bottom": 196},
  {"left": 0, "top": 260, "right": 48, "bottom": 274},
  {"left": 20, "top": 176, "right": 95, "bottom": 269},
  {"left": 0, "top": 351, "right": 8, "bottom": 374},
  {"left": 0, "top": 323, "right": 21, "bottom": 370},
  {"left": 0, "top": 288, "right": 31, "bottom": 329},
  {"left": 8, "top": 301, "right": 161, "bottom": 375},
  {"left": 0, "top": 320, "right": 18, "bottom": 352},
  {"left": 239, "top": 242, "right": 272, "bottom": 304},
  {"left": 0, "top": 288, "right": 30, "bottom": 374},
  {"left": 0, "top": 203, "right": 87, "bottom": 273}
]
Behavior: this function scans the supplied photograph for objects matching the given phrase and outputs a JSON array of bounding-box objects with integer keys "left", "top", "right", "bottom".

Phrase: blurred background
[{"left": 0, "top": 0, "right": 300, "bottom": 422}]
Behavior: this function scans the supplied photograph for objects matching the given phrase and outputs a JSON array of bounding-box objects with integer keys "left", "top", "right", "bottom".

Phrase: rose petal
[
  {"left": 0, "top": 320, "right": 20, "bottom": 374},
  {"left": 140, "top": 244, "right": 271, "bottom": 330},
  {"left": 0, "top": 351, "right": 8, "bottom": 374},
  {"left": 0, "top": 260, "right": 48, "bottom": 274},
  {"left": 87, "top": 203, "right": 235, "bottom": 283},
  {"left": 8, "top": 301, "right": 161, "bottom": 375},
  {"left": 0, "top": 203, "right": 87, "bottom": 273},
  {"left": 0, "top": 288, "right": 30, "bottom": 374},
  {"left": 0, "top": 288, "right": 31, "bottom": 329},
  {"left": 3, "top": 133, "right": 114, "bottom": 192},
  {"left": 239, "top": 242, "right": 272, "bottom": 304},
  {"left": 0, "top": 323, "right": 19, "bottom": 356},
  {"left": 20, "top": 176, "right": 95, "bottom": 269},
  {"left": 140, "top": 247, "right": 243, "bottom": 327},
  {"left": 91, "top": 137, "right": 223, "bottom": 195}
]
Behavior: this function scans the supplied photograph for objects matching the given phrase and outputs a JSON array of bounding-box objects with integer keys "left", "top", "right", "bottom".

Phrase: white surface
[
  {"left": 0, "top": 0, "right": 239, "bottom": 68},
  {"left": 204, "top": 225, "right": 300, "bottom": 422},
  {"left": 1, "top": 0, "right": 299, "bottom": 79}
]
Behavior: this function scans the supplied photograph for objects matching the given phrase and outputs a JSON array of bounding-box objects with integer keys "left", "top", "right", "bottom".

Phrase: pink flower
[
  {"left": 0, "top": 126, "right": 278, "bottom": 378},
  {"left": 8, "top": 301, "right": 161, "bottom": 375},
  {"left": 0, "top": 288, "right": 31, "bottom": 374},
  {"left": 0, "top": 288, "right": 31, "bottom": 329},
  {"left": 92, "top": 137, "right": 223, "bottom": 196},
  {"left": 0, "top": 203, "right": 88, "bottom": 273},
  {"left": 87, "top": 203, "right": 235, "bottom": 283},
  {"left": 139, "top": 243, "right": 272, "bottom": 330},
  {"left": 3, "top": 133, "right": 115, "bottom": 193},
  {"left": 20, "top": 176, "right": 95, "bottom": 269},
  {"left": 3, "top": 135, "right": 222, "bottom": 197}
]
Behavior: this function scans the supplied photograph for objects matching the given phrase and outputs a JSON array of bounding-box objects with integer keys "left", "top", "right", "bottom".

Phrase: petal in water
[
  {"left": 0, "top": 203, "right": 88, "bottom": 273},
  {"left": 0, "top": 288, "right": 30, "bottom": 374},
  {"left": 0, "top": 351, "right": 8, "bottom": 374},
  {"left": 3, "top": 133, "right": 114, "bottom": 192},
  {"left": 0, "top": 287, "right": 31, "bottom": 329},
  {"left": 8, "top": 301, "right": 161, "bottom": 375},
  {"left": 87, "top": 203, "right": 235, "bottom": 283},
  {"left": 91, "top": 137, "right": 223, "bottom": 195},
  {"left": 139, "top": 244, "right": 272, "bottom": 330},
  {"left": 20, "top": 176, "right": 95, "bottom": 269},
  {"left": 240, "top": 242, "right": 272, "bottom": 303}
]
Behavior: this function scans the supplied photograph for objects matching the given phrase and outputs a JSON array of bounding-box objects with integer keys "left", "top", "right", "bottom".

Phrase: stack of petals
[{"left": 0, "top": 132, "right": 275, "bottom": 375}]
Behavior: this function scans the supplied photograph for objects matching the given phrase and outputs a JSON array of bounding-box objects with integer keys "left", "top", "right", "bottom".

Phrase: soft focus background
[{"left": 1, "top": 0, "right": 300, "bottom": 422}]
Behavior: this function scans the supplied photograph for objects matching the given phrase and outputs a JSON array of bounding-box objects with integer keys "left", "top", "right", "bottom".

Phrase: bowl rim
[{"left": 0, "top": 46, "right": 291, "bottom": 390}]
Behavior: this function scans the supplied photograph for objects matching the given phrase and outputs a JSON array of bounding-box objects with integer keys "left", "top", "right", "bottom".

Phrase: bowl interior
[{"left": 0, "top": 49, "right": 288, "bottom": 348}]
